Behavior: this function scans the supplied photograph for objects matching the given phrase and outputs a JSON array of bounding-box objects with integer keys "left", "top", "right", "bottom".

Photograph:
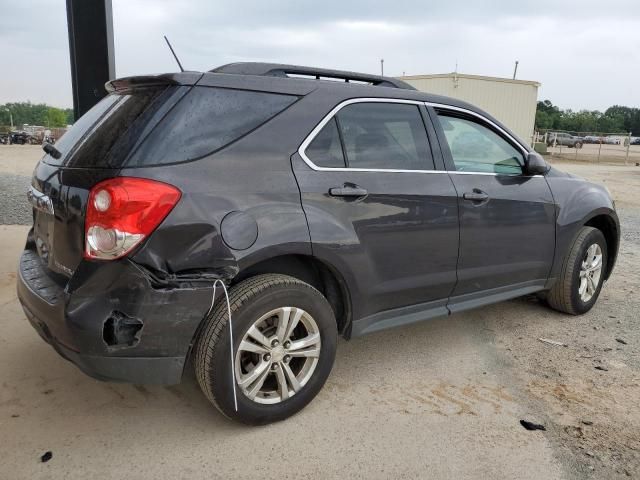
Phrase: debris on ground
[
  {"left": 616, "top": 338, "right": 628, "bottom": 345},
  {"left": 594, "top": 365, "right": 609, "bottom": 371},
  {"left": 520, "top": 420, "right": 546, "bottom": 431},
  {"left": 565, "top": 425, "right": 584, "bottom": 438},
  {"left": 538, "top": 338, "right": 567, "bottom": 347},
  {"left": 40, "top": 451, "right": 52, "bottom": 463}
]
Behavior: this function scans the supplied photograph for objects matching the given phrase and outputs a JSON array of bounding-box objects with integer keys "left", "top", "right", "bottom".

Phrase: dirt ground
[
  {"left": 0, "top": 146, "right": 638, "bottom": 479},
  {"left": 547, "top": 143, "right": 640, "bottom": 165}
]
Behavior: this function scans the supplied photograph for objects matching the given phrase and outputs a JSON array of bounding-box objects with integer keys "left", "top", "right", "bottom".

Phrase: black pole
[{"left": 66, "top": 0, "right": 115, "bottom": 120}]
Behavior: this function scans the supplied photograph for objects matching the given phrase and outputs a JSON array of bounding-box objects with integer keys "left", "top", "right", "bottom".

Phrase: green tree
[
  {"left": 535, "top": 100, "right": 562, "bottom": 130},
  {"left": 46, "top": 107, "right": 68, "bottom": 127},
  {"left": 605, "top": 105, "right": 640, "bottom": 135},
  {"left": 536, "top": 100, "right": 629, "bottom": 134},
  {"left": 64, "top": 108, "right": 74, "bottom": 124},
  {"left": 0, "top": 102, "right": 72, "bottom": 128}
]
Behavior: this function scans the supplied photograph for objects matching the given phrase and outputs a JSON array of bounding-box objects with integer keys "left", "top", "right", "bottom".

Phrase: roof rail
[{"left": 210, "top": 62, "right": 416, "bottom": 90}]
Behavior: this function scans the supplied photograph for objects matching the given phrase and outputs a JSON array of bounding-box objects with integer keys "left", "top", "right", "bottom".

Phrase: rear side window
[
  {"left": 335, "top": 103, "right": 433, "bottom": 170},
  {"left": 127, "top": 87, "right": 298, "bottom": 166},
  {"left": 305, "top": 118, "right": 346, "bottom": 168}
]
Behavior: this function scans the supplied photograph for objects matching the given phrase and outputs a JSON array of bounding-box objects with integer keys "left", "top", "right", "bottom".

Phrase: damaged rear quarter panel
[
  {"left": 67, "top": 260, "right": 214, "bottom": 357},
  {"left": 127, "top": 111, "right": 314, "bottom": 277},
  {"left": 107, "top": 115, "right": 315, "bottom": 354}
]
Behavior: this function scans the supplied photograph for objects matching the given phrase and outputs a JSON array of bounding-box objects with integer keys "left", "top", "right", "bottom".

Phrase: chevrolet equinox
[{"left": 17, "top": 63, "right": 619, "bottom": 424}]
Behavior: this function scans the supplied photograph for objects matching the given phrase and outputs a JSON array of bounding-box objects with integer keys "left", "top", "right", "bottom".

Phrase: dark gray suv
[{"left": 17, "top": 63, "right": 619, "bottom": 424}]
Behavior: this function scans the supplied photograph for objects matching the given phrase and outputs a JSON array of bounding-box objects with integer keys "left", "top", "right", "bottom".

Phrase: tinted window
[
  {"left": 437, "top": 114, "right": 523, "bottom": 175},
  {"left": 45, "top": 94, "right": 120, "bottom": 165},
  {"left": 305, "top": 118, "right": 345, "bottom": 168},
  {"left": 46, "top": 86, "right": 186, "bottom": 168},
  {"left": 127, "top": 87, "right": 298, "bottom": 166},
  {"left": 336, "top": 103, "right": 433, "bottom": 170}
]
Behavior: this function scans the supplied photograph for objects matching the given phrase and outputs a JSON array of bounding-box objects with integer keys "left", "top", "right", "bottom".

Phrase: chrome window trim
[
  {"left": 297, "top": 97, "right": 540, "bottom": 177},
  {"left": 426, "top": 102, "right": 529, "bottom": 160},
  {"left": 298, "top": 98, "right": 439, "bottom": 173}
]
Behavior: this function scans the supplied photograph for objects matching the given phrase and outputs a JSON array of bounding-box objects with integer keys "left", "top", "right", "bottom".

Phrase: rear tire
[
  {"left": 575, "top": 141, "right": 583, "bottom": 149},
  {"left": 546, "top": 227, "right": 607, "bottom": 315},
  {"left": 194, "top": 274, "right": 337, "bottom": 425}
]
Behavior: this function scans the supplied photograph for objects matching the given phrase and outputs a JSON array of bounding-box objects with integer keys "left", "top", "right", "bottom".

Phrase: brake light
[{"left": 84, "top": 177, "right": 181, "bottom": 260}]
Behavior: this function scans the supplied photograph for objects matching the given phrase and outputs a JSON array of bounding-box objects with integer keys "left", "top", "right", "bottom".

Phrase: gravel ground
[
  {"left": 0, "top": 173, "right": 32, "bottom": 225},
  {"left": 0, "top": 145, "right": 38, "bottom": 225},
  {"left": 0, "top": 146, "right": 639, "bottom": 479}
]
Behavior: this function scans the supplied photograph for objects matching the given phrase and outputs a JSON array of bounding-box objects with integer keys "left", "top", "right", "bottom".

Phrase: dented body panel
[{"left": 18, "top": 240, "right": 212, "bottom": 383}]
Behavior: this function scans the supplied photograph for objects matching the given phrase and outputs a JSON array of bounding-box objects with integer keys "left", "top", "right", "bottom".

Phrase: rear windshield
[
  {"left": 46, "top": 86, "right": 186, "bottom": 168},
  {"left": 125, "top": 87, "right": 298, "bottom": 167},
  {"left": 47, "top": 86, "right": 297, "bottom": 168}
]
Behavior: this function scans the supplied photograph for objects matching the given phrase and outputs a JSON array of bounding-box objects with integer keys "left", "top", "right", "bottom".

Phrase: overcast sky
[{"left": 1, "top": 0, "right": 638, "bottom": 111}]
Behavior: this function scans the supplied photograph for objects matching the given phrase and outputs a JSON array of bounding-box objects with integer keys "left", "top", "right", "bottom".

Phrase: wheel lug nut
[
  {"left": 283, "top": 355, "right": 291, "bottom": 363},
  {"left": 263, "top": 354, "right": 271, "bottom": 362},
  {"left": 284, "top": 341, "right": 291, "bottom": 349},
  {"left": 271, "top": 339, "right": 279, "bottom": 347}
]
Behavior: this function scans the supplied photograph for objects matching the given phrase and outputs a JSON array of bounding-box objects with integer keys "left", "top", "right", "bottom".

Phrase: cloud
[{"left": 1, "top": 0, "right": 639, "bottom": 110}]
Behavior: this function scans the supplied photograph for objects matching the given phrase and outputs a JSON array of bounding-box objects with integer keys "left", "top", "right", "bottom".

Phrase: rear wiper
[{"left": 42, "top": 143, "right": 62, "bottom": 159}]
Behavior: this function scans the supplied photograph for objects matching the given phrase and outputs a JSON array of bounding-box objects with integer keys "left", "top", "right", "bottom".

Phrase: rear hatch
[{"left": 30, "top": 76, "right": 193, "bottom": 277}]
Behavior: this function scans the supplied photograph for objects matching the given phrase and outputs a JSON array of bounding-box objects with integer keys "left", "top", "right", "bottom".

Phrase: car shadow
[{"left": 5, "top": 293, "right": 558, "bottom": 432}]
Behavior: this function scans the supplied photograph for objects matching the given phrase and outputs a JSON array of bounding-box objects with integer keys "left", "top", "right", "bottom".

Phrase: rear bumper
[
  {"left": 17, "top": 247, "right": 212, "bottom": 385},
  {"left": 21, "top": 300, "right": 184, "bottom": 383}
]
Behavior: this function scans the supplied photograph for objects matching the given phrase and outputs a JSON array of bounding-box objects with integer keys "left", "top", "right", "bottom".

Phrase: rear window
[
  {"left": 306, "top": 118, "right": 346, "bottom": 168},
  {"left": 125, "top": 87, "right": 298, "bottom": 167},
  {"left": 47, "top": 86, "right": 186, "bottom": 168}
]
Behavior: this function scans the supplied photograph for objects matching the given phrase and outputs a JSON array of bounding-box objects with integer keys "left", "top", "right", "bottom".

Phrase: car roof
[
  {"left": 108, "top": 62, "right": 484, "bottom": 113},
  {"left": 210, "top": 62, "right": 416, "bottom": 90},
  {"left": 107, "top": 62, "right": 514, "bottom": 141},
  {"left": 200, "top": 62, "right": 481, "bottom": 111}
]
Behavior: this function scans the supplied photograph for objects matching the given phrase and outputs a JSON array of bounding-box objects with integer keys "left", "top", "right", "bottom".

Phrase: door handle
[
  {"left": 463, "top": 189, "right": 489, "bottom": 203},
  {"left": 329, "top": 185, "right": 368, "bottom": 197}
]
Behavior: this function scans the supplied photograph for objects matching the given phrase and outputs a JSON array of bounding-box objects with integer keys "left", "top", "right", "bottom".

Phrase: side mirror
[{"left": 524, "top": 151, "right": 549, "bottom": 175}]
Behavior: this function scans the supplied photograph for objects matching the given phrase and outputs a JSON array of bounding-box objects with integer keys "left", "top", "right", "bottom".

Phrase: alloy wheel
[
  {"left": 578, "top": 243, "right": 603, "bottom": 302},
  {"left": 235, "top": 307, "right": 321, "bottom": 404}
]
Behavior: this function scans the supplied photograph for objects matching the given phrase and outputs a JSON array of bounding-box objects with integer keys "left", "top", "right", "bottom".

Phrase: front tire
[
  {"left": 546, "top": 227, "right": 607, "bottom": 315},
  {"left": 194, "top": 274, "right": 337, "bottom": 425}
]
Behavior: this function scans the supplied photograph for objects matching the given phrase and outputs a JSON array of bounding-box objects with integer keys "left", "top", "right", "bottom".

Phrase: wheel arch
[
  {"left": 584, "top": 213, "right": 619, "bottom": 279},
  {"left": 231, "top": 254, "right": 352, "bottom": 337}
]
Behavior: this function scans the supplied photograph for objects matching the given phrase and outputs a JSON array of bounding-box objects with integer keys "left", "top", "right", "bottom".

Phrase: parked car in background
[
  {"left": 604, "top": 136, "right": 621, "bottom": 145},
  {"left": 547, "top": 132, "right": 584, "bottom": 148},
  {"left": 17, "top": 63, "right": 619, "bottom": 425},
  {"left": 631, "top": 137, "right": 640, "bottom": 145},
  {"left": 583, "top": 135, "right": 600, "bottom": 144},
  {"left": 9, "top": 131, "right": 36, "bottom": 145}
]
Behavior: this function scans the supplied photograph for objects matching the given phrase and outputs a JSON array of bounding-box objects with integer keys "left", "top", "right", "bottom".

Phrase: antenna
[
  {"left": 513, "top": 60, "right": 519, "bottom": 79},
  {"left": 163, "top": 35, "right": 184, "bottom": 72}
]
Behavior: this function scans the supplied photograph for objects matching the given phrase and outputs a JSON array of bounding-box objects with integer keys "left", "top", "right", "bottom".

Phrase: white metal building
[{"left": 398, "top": 73, "right": 540, "bottom": 143}]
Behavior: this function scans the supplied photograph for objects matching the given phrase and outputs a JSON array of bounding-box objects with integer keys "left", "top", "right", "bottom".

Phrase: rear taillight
[{"left": 84, "top": 177, "right": 181, "bottom": 260}]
